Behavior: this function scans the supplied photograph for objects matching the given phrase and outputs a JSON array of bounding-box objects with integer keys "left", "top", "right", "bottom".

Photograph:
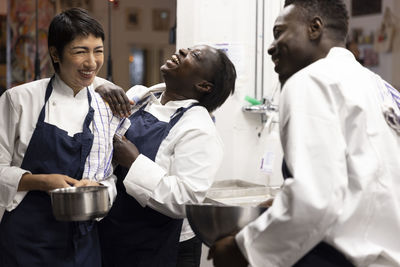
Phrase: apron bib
[
  {"left": 99, "top": 103, "right": 197, "bottom": 267},
  {"left": 0, "top": 77, "right": 101, "bottom": 267}
]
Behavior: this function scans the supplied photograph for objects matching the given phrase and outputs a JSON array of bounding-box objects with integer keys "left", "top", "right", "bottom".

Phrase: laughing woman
[
  {"left": 0, "top": 8, "right": 127, "bottom": 266},
  {"left": 97, "top": 45, "right": 237, "bottom": 267}
]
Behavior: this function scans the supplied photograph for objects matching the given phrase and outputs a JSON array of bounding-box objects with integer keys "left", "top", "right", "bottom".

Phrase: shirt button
[{"left": 52, "top": 101, "right": 56, "bottom": 106}]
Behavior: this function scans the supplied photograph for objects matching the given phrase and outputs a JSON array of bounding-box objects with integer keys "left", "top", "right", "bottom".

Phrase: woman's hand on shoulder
[{"left": 95, "top": 83, "right": 134, "bottom": 118}]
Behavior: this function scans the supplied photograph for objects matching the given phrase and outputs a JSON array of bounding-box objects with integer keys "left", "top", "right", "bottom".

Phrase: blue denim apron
[
  {"left": 99, "top": 102, "right": 197, "bottom": 267},
  {"left": 0, "top": 77, "right": 101, "bottom": 267},
  {"left": 281, "top": 160, "right": 354, "bottom": 267}
]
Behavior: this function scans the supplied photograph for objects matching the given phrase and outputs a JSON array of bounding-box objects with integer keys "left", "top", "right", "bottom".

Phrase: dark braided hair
[{"left": 199, "top": 49, "right": 236, "bottom": 112}]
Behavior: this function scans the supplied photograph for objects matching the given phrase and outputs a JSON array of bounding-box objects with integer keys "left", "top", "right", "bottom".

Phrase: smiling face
[
  {"left": 50, "top": 34, "right": 104, "bottom": 93},
  {"left": 267, "top": 5, "right": 317, "bottom": 85},
  {"left": 160, "top": 45, "right": 221, "bottom": 100}
]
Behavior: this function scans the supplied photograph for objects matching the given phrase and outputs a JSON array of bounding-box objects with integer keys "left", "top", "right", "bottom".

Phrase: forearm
[
  {"left": 17, "top": 173, "right": 44, "bottom": 191},
  {"left": 0, "top": 165, "right": 29, "bottom": 209},
  {"left": 124, "top": 143, "right": 222, "bottom": 218}
]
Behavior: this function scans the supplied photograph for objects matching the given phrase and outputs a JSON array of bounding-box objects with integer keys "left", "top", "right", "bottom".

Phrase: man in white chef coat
[{"left": 208, "top": 0, "right": 400, "bottom": 266}]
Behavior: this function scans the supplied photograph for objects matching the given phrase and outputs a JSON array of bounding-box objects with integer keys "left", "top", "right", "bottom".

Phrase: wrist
[{"left": 18, "top": 173, "right": 43, "bottom": 191}]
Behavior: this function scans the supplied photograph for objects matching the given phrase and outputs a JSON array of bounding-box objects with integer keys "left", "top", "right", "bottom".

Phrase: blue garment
[
  {"left": 0, "top": 77, "right": 101, "bottom": 267},
  {"left": 99, "top": 103, "right": 197, "bottom": 267}
]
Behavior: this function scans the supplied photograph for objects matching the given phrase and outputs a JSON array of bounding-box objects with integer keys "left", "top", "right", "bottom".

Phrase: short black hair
[
  {"left": 199, "top": 49, "right": 236, "bottom": 112},
  {"left": 284, "top": 0, "right": 349, "bottom": 41},
  {"left": 48, "top": 8, "right": 105, "bottom": 73}
]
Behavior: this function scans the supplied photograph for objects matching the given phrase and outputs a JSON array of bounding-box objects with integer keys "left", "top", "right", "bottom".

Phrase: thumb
[{"left": 65, "top": 176, "right": 79, "bottom": 186}]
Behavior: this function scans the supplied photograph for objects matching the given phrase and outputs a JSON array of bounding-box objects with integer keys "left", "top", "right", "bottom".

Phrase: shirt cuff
[
  {"left": 123, "top": 154, "right": 166, "bottom": 207},
  {"left": 99, "top": 174, "right": 117, "bottom": 205},
  {"left": 0, "top": 167, "right": 29, "bottom": 211},
  {"left": 115, "top": 118, "right": 131, "bottom": 138}
]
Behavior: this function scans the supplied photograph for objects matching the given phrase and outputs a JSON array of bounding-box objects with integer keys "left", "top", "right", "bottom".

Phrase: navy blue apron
[
  {"left": 99, "top": 102, "right": 196, "bottom": 267},
  {"left": 281, "top": 160, "right": 354, "bottom": 267},
  {"left": 0, "top": 77, "right": 101, "bottom": 267}
]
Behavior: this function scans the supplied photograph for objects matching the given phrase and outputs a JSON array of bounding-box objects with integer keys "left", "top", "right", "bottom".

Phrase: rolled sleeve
[
  {"left": 99, "top": 173, "right": 117, "bottom": 205},
  {"left": 123, "top": 114, "right": 223, "bottom": 219},
  {"left": 0, "top": 92, "right": 28, "bottom": 211},
  {"left": 123, "top": 154, "right": 167, "bottom": 206}
]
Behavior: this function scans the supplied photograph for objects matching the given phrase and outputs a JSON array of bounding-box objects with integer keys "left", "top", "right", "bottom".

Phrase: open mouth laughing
[{"left": 171, "top": 54, "right": 180, "bottom": 65}]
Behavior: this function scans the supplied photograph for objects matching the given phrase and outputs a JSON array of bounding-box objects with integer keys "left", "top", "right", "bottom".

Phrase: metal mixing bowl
[
  {"left": 186, "top": 203, "right": 267, "bottom": 247},
  {"left": 50, "top": 186, "right": 110, "bottom": 221}
]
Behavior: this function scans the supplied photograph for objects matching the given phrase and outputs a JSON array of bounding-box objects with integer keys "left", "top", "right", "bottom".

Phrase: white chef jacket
[
  {"left": 0, "top": 75, "right": 118, "bottom": 222},
  {"left": 122, "top": 84, "right": 224, "bottom": 241},
  {"left": 236, "top": 48, "right": 400, "bottom": 267}
]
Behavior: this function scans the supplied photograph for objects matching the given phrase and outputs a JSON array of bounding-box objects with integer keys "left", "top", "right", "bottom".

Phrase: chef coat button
[{"left": 52, "top": 101, "right": 56, "bottom": 106}]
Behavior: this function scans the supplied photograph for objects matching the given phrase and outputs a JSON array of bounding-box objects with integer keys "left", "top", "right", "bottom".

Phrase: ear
[
  {"left": 49, "top": 46, "right": 60, "bottom": 63},
  {"left": 309, "top": 16, "right": 323, "bottom": 40},
  {"left": 195, "top": 80, "right": 214, "bottom": 93}
]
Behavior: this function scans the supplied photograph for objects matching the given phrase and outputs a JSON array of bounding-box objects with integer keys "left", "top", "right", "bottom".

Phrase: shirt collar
[
  {"left": 53, "top": 74, "right": 88, "bottom": 99},
  {"left": 326, "top": 47, "right": 354, "bottom": 59},
  {"left": 155, "top": 92, "right": 199, "bottom": 108}
]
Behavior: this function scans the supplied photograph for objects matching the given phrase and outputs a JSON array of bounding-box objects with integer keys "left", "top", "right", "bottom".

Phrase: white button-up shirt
[
  {"left": 236, "top": 48, "right": 400, "bottom": 266},
  {"left": 0, "top": 75, "right": 120, "bottom": 221},
  {"left": 122, "top": 84, "right": 224, "bottom": 241}
]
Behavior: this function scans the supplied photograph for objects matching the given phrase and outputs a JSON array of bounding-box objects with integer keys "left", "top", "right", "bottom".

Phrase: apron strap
[
  {"left": 169, "top": 103, "right": 199, "bottom": 127},
  {"left": 37, "top": 75, "right": 55, "bottom": 123}
]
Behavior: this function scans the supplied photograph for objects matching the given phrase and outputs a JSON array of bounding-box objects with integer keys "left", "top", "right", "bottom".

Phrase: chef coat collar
[
  {"left": 156, "top": 91, "right": 199, "bottom": 108},
  {"left": 53, "top": 74, "right": 89, "bottom": 100}
]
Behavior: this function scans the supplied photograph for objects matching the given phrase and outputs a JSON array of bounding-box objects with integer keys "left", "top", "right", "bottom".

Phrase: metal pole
[
  {"left": 261, "top": 0, "right": 265, "bottom": 99},
  {"left": 107, "top": 1, "right": 113, "bottom": 81},
  {"left": 34, "top": 0, "right": 40, "bottom": 80},
  {"left": 6, "top": 0, "right": 11, "bottom": 89},
  {"left": 254, "top": 0, "right": 258, "bottom": 99}
]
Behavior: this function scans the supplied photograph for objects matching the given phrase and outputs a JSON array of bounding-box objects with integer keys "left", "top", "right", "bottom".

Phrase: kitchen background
[{"left": 0, "top": 0, "right": 399, "bottom": 266}]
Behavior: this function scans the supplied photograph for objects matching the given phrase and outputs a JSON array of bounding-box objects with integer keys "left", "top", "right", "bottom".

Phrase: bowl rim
[
  {"left": 49, "top": 185, "right": 108, "bottom": 194},
  {"left": 185, "top": 203, "right": 268, "bottom": 247},
  {"left": 185, "top": 203, "right": 267, "bottom": 209}
]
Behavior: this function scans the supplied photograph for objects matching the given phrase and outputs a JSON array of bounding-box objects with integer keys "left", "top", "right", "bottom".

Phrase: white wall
[{"left": 177, "top": 0, "right": 284, "bottom": 186}]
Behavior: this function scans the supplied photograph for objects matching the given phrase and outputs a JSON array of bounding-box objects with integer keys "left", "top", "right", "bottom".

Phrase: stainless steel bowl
[
  {"left": 50, "top": 186, "right": 110, "bottom": 221},
  {"left": 185, "top": 203, "right": 267, "bottom": 247}
]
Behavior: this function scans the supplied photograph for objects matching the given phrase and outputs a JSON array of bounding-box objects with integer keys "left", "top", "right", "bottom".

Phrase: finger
[
  {"left": 75, "top": 179, "right": 90, "bottom": 187},
  {"left": 113, "top": 135, "right": 123, "bottom": 144},
  {"left": 107, "top": 99, "right": 118, "bottom": 116},
  {"left": 74, "top": 180, "right": 84, "bottom": 187},
  {"left": 64, "top": 176, "right": 79, "bottom": 186},
  {"left": 106, "top": 92, "right": 123, "bottom": 116},
  {"left": 101, "top": 92, "right": 118, "bottom": 115},
  {"left": 114, "top": 91, "right": 132, "bottom": 117},
  {"left": 76, "top": 180, "right": 99, "bottom": 187},
  {"left": 94, "top": 85, "right": 106, "bottom": 97},
  {"left": 108, "top": 92, "right": 125, "bottom": 117}
]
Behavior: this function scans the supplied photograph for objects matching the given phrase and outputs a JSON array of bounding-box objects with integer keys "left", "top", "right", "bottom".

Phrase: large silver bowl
[
  {"left": 50, "top": 186, "right": 110, "bottom": 221},
  {"left": 186, "top": 203, "right": 267, "bottom": 247}
]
